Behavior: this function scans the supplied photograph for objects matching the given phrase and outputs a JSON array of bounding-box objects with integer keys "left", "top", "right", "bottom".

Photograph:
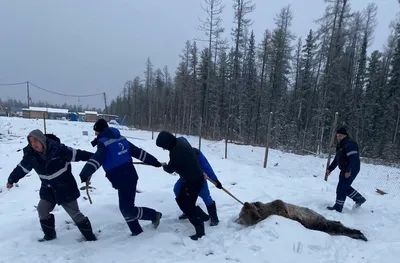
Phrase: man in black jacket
[
  {"left": 6, "top": 129, "right": 97, "bottom": 242},
  {"left": 156, "top": 130, "right": 208, "bottom": 241},
  {"left": 326, "top": 127, "right": 366, "bottom": 212}
]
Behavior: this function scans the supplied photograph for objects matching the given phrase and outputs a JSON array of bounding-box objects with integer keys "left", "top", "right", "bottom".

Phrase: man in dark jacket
[
  {"left": 6, "top": 129, "right": 97, "bottom": 242},
  {"left": 326, "top": 127, "right": 366, "bottom": 212},
  {"left": 174, "top": 136, "right": 222, "bottom": 226},
  {"left": 156, "top": 131, "right": 208, "bottom": 241},
  {"left": 79, "top": 119, "right": 163, "bottom": 236}
]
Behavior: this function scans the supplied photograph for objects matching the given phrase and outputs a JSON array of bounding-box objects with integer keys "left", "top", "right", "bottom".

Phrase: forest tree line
[{"left": 108, "top": 0, "right": 400, "bottom": 162}]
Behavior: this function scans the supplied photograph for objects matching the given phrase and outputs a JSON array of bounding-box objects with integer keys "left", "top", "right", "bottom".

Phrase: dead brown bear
[{"left": 235, "top": 200, "right": 367, "bottom": 241}]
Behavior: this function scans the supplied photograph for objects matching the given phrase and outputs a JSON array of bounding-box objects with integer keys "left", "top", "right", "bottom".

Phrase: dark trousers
[
  {"left": 335, "top": 170, "right": 365, "bottom": 211},
  {"left": 174, "top": 177, "right": 214, "bottom": 206},
  {"left": 115, "top": 177, "right": 157, "bottom": 235},
  {"left": 37, "top": 199, "right": 86, "bottom": 224},
  {"left": 37, "top": 199, "right": 96, "bottom": 241},
  {"left": 176, "top": 178, "right": 203, "bottom": 227}
]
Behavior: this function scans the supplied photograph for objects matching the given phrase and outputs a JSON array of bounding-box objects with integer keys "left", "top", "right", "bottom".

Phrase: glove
[
  {"left": 325, "top": 170, "right": 331, "bottom": 177},
  {"left": 91, "top": 138, "right": 99, "bottom": 147},
  {"left": 215, "top": 180, "right": 223, "bottom": 189},
  {"left": 154, "top": 161, "right": 162, "bottom": 168},
  {"left": 80, "top": 174, "right": 91, "bottom": 183}
]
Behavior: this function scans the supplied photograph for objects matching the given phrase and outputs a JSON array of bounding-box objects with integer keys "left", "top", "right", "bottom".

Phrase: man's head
[
  {"left": 336, "top": 127, "right": 348, "bottom": 142},
  {"left": 93, "top": 118, "right": 108, "bottom": 135},
  {"left": 27, "top": 129, "right": 47, "bottom": 153},
  {"left": 156, "top": 130, "right": 177, "bottom": 151}
]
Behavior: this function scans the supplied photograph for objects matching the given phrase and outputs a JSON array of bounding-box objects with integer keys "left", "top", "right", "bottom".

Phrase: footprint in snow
[
  {"left": 225, "top": 257, "right": 240, "bottom": 262},
  {"left": 250, "top": 245, "right": 262, "bottom": 252}
]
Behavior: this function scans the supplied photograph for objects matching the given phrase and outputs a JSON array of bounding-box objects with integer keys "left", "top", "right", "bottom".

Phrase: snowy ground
[{"left": 0, "top": 116, "right": 399, "bottom": 263}]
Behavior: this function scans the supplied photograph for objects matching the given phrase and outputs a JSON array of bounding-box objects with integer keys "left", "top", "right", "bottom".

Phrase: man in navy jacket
[
  {"left": 6, "top": 130, "right": 97, "bottom": 242},
  {"left": 79, "top": 119, "right": 163, "bottom": 236},
  {"left": 156, "top": 131, "right": 208, "bottom": 240},
  {"left": 326, "top": 127, "right": 366, "bottom": 212},
  {"left": 174, "top": 136, "right": 222, "bottom": 226}
]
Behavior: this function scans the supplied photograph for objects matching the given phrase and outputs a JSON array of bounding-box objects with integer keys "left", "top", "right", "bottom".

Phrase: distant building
[
  {"left": 22, "top": 106, "right": 69, "bottom": 119},
  {"left": 98, "top": 113, "right": 119, "bottom": 122},
  {"left": 77, "top": 112, "right": 86, "bottom": 122},
  {"left": 84, "top": 111, "right": 98, "bottom": 122},
  {"left": 68, "top": 112, "right": 78, "bottom": 121}
]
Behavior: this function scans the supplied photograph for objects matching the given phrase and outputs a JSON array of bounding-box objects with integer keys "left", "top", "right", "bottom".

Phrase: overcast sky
[{"left": 0, "top": 0, "right": 399, "bottom": 109}]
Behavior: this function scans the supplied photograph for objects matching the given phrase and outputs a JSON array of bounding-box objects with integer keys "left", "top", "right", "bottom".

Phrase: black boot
[
  {"left": 195, "top": 206, "right": 210, "bottom": 222},
  {"left": 327, "top": 204, "right": 343, "bottom": 213},
  {"left": 352, "top": 194, "right": 366, "bottom": 209},
  {"left": 152, "top": 212, "right": 162, "bottom": 229},
  {"left": 76, "top": 217, "right": 97, "bottom": 241},
  {"left": 178, "top": 213, "right": 188, "bottom": 220},
  {"left": 189, "top": 222, "right": 205, "bottom": 241},
  {"left": 38, "top": 214, "right": 57, "bottom": 242},
  {"left": 206, "top": 201, "right": 219, "bottom": 226}
]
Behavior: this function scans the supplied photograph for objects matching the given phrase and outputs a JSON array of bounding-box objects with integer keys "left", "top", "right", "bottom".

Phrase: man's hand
[
  {"left": 6, "top": 183, "right": 13, "bottom": 189},
  {"left": 161, "top": 162, "right": 167, "bottom": 166},
  {"left": 325, "top": 170, "right": 331, "bottom": 177},
  {"left": 154, "top": 161, "right": 162, "bottom": 168},
  {"left": 203, "top": 173, "right": 209, "bottom": 180},
  {"left": 345, "top": 172, "right": 351, "bottom": 178},
  {"left": 80, "top": 175, "right": 91, "bottom": 184},
  {"left": 215, "top": 180, "right": 223, "bottom": 189}
]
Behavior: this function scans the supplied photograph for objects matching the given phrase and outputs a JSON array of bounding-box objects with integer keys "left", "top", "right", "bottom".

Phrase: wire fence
[{"left": 356, "top": 160, "right": 400, "bottom": 197}]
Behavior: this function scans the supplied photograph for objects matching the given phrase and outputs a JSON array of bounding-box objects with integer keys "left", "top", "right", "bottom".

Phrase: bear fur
[{"left": 235, "top": 200, "right": 367, "bottom": 242}]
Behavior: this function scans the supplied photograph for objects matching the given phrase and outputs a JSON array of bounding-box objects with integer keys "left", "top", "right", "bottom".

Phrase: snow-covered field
[{"left": 0, "top": 116, "right": 399, "bottom": 263}]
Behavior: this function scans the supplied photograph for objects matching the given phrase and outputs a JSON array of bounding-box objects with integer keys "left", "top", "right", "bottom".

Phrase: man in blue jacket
[
  {"left": 326, "top": 127, "right": 366, "bottom": 212},
  {"left": 6, "top": 130, "right": 97, "bottom": 242},
  {"left": 79, "top": 119, "right": 163, "bottom": 236},
  {"left": 174, "top": 136, "right": 222, "bottom": 226}
]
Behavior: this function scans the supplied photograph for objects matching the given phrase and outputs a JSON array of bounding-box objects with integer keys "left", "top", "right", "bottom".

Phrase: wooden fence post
[
  {"left": 263, "top": 112, "right": 273, "bottom": 168},
  {"left": 198, "top": 116, "right": 202, "bottom": 151},
  {"left": 324, "top": 112, "right": 339, "bottom": 181},
  {"left": 43, "top": 113, "right": 47, "bottom": 134},
  {"left": 224, "top": 115, "right": 230, "bottom": 159},
  {"left": 174, "top": 115, "right": 178, "bottom": 137}
]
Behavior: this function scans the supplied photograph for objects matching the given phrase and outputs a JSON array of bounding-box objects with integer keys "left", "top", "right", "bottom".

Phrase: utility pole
[
  {"left": 103, "top": 92, "right": 108, "bottom": 113},
  {"left": 27, "top": 81, "right": 31, "bottom": 118},
  {"left": 26, "top": 81, "right": 30, "bottom": 108}
]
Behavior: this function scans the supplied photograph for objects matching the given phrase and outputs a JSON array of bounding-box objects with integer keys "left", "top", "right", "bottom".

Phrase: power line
[
  {"left": 0, "top": 81, "right": 104, "bottom": 98},
  {"left": 0, "top": 81, "right": 27, "bottom": 86},
  {"left": 0, "top": 81, "right": 107, "bottom": 110},
  {"left": 29, "top": 82, "right": 103, "bottom": 98}
]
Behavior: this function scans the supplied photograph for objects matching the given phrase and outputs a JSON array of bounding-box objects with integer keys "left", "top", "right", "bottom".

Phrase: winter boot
[
  {"left": 76, "top": 217, "right": 97, "bottom": 241},
  {"left": 189, "top": 222, "right": 205, "bottom": 241},
  {"left": 38, "top": 214, "right": 56, "bottom": 242},
  {"left": 152, "top": 212, "right": 162, "bottom": 229},
  {"left": 178, "top": 213, "right": 188, "bottom": 220},
  {"left": 327, "top": 203, "right": 343, "bottom": 213},
  {"left": 206, "top": 201, "right": 219, "bottom": 226},
  {"left": 127, "top": 219, "right": 144, "bottom": 236},
  {"left": 352, "top": 196, "right": 366, "bottom": 209},
  {"left": 195, "top": 206, "right": 210, "bottom": 222}
]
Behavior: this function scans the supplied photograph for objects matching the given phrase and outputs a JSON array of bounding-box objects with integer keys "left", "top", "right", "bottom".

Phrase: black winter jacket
[
  {"left": 7, "top": 138, "right": 93, "bottom": 205},
  {"left": 328, "top": 136, "right": 360, "bottom": 175},
  {"left": 156, "top": 131, "right": 203, "bottom": 184}
]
